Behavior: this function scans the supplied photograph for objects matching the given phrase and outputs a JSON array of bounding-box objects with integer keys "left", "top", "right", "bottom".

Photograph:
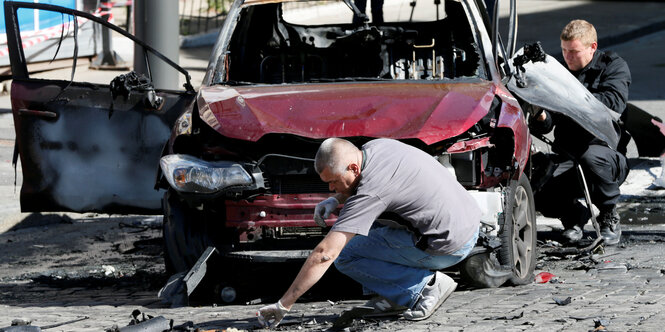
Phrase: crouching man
[{"left": 257, "top": 138, "right": 481, "bottom": 327}]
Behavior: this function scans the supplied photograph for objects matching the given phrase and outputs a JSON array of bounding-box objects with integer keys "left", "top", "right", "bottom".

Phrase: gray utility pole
[
  {"left": 133, "top": 0, "right": 179, "bottom": 90},
  {"left": 90, "top": 2, "right": 128, "bottom": 69}
]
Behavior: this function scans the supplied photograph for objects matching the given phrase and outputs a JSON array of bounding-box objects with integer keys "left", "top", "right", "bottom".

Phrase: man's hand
[
  {"left": 257, "top": 300, "right": 290, "bottom": 328},
  {"left": 534, "top": 108, "right": 548, "bottom": 122},
  {"left": 314, "top": 197, "right": 339, "bottom": 227}
]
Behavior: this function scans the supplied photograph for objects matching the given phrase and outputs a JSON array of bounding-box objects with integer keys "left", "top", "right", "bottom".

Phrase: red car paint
[
  {"left": 225, "top": 193, "right": 336, "bottom": 228},
  {"left": 198, "top": 81, "right": 495, "bottom": 144},
  {"left": 203, "top": 82, "right": 531, "bottom": 234}
]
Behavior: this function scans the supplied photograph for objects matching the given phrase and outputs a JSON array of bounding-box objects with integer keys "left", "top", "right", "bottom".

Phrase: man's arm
[
  {"left": 593, "top": 56, "right": 631, "bottom": 114},
  {"left": 279, "top": 230, "right": 355, "bottom": 309}
]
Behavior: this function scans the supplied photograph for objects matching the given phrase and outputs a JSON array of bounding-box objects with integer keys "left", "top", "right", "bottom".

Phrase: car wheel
[
  {"left": 162, "top": 189, "right": 229, "bottom": 274},
  {"left": 498, "top": 174, "right": 537, "bottom": 285}
]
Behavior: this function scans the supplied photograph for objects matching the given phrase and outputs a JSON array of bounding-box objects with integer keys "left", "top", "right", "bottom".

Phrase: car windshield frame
[{"left": 204, "top": 0, "right": 490, "bottom": 86}]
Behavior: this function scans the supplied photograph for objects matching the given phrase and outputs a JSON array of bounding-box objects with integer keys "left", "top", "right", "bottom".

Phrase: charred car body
[
  {"left": 157, "top": 0, "right": 538, "bottom": 291},
  {"left": 6, "top": 0, "right": 554, "bottom": 296}
]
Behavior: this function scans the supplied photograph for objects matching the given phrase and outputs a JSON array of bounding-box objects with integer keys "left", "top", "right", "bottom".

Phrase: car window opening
[{"left": 219, "top": 0, "right": 482, "bottom": 85}]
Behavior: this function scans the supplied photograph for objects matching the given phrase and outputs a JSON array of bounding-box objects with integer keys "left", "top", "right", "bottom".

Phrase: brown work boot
[{"left": 599, "top": 207, "right": 621, "bottom": 246}]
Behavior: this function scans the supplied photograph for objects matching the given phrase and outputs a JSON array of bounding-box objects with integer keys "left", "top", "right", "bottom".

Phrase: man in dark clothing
[{"left": 530, "top": 19, "right": 630, "bottom": 246}]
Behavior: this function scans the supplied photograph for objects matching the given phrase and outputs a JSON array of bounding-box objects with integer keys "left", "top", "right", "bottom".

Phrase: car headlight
[{"left": 160, "top": 154, "right": 253, "bottom": 193}]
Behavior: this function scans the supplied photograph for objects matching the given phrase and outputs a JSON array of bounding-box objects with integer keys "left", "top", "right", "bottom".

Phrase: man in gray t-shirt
[{"left": 258, "top": 138, "right": 481, "bottom": 327}]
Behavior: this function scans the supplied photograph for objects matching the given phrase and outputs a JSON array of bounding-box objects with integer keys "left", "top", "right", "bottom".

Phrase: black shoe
[
  {"left": 599, "top": 208, "right": 621, "bottom": 246},
  {"left": 562, "top": 225, "right": 583, "bottom": 243}
]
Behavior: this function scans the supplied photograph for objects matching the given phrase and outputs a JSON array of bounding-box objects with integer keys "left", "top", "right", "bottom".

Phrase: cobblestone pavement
[
  {"left": 1, "top": 217, "right": 665, "bottom": 332},
  {"left": 1, "top": 1, "right": 665, "bottom": 331}
]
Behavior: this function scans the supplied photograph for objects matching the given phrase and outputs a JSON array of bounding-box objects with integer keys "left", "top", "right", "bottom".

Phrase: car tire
[
  {"left": 162, "top": 189, "right": 229, "bottom": 274},
  {"left": 498, "top": 174, "right": 537, "bottom": 285}
]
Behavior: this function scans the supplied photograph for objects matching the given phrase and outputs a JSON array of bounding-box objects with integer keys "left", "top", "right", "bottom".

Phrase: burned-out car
[
  {"left": 157, "top": 0, "right": 539, "bottom": 292},
  {"left": 7, "top": 0, "right": 544, "bottom": 298}
]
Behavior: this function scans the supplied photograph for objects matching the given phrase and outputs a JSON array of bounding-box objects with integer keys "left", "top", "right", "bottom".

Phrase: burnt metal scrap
[
  {"left": 508, "top": 50, "right": 620, "bottom": 149},
  {"left": 106, "top": 310, "right": 172, "bottom": 332},
  {"left": 553, "top": 296, "right": 572, "bottom": 306},
  {"left": 0, "top": 316, "right": 89, "bottom": 332},
  {"left": 158, "top": 247, "right": 219, "bottom": 308},
  {"left": 512, "top": 42, "right": 547, "bottom": 88},
  {"left": 110, "top": 71, "right": 164, "bottom": 110}
]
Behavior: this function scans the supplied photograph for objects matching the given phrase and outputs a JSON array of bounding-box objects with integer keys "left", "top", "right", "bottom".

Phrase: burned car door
[
  {"left": 507, "top": 47, "right": 620, "bottom": 150},
  {"left": 5, "top": 2, "right": 196, "bottom": 213}
]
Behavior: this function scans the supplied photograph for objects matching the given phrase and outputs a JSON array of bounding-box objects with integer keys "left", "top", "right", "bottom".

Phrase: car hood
[
  {"left": 197, "top": 81, "right": 495, "bottom": 144},
  {"left": 507, "top": 51, "right": 620, "bottom": 149}
]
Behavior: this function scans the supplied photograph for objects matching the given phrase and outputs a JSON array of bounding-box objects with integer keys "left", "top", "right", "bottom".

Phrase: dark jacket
[{"left": 531, "top": 50, "right": 631, "bottom": 157}]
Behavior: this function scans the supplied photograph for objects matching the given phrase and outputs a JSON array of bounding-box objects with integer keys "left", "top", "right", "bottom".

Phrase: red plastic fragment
[{"left": 534, "top": 272, "right": 555, "bottom": 283}]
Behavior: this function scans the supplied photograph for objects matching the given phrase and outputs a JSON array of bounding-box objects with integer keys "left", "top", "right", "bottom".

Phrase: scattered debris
[
  {"left": 158, "top": 247, "right": 219, "bottom": 307},
  {"left": 0, "top": 317, "right": 89, "bottom": 332},
  {"left": 597, "top": 263, "right": 628, "bottom": 273},
  {"left": 484, "top": 311, "right": 524, "bottom": 320},
  {"left": 553, "top": 297, "right": 572, "bottom": 306},
  {"left": 245, "top": 298, "right": 263, "bottom": 305},
  {"left": 592, "top": 318, "right": 610, "bottom": 331},
  {"left": 102, "top": 265, "right": 116, "bottom": 276},
  {"left": 333, "top": 306, "right": 375, "bottom": 329},
  {"left": 40, "top": 317, "right": 90, "bottom": 330},
  {"left": 105, "top": 310, "right": 172, "bottom": 332},
  {"left": 566, "top": 260, "right": 595, "bottom": 271},
  {"left": 10, "top": 319, "right": 30, "bottom": 326}
]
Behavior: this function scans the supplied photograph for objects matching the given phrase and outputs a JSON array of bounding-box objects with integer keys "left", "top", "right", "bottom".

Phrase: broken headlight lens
[{"left": 160, "top": 154, "right": 253, "bottom": 193}]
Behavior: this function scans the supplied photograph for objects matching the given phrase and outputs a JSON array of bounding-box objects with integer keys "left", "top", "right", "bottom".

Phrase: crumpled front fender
[{"left": 507, "top": 51, "right": 619, "bottom": 150}]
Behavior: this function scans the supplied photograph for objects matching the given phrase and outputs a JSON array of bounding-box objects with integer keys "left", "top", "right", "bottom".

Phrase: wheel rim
[{"left": 511, "top": 186, "right": 534, "bottom": 278}]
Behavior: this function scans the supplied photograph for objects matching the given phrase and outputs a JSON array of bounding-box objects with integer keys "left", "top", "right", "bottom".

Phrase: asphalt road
[{"left": 0, "top": 1, "right": 665, "bottom": 331}]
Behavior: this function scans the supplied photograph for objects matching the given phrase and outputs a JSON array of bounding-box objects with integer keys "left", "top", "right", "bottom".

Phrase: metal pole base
[{"left": 89, "top": 50, "right": 129, "bottom": 70}]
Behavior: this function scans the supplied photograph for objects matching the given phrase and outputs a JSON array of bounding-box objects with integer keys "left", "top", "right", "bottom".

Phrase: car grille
[
  {"left": 268, "top": 175, "right": 330, "bottom": 194},
  {"left": 278, "top": 226, "right": 325, "bottom": 237}
]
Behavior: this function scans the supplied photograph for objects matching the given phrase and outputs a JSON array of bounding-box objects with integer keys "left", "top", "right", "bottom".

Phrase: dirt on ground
[
  {"left": 1, "top": 210, "right": 665, "bottom": 331},
  {"left": 0, "top": 214, "right": 168, "bottom": 304}
]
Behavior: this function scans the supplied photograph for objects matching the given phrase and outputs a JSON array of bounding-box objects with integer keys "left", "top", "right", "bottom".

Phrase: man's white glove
[
  {"left": 257, "top": 300, "right": 290, "bottom": 328},
  {"left": 314, "top": 197, "right": 339, "bottom": 227}
]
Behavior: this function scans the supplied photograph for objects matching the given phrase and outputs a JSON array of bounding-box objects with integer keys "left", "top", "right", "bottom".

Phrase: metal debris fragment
[
  {"left": 593, "top": 318, "right": 610, "bottom": 331},
  {"left": 553, "top": 297, "right": 572, "bottom": 306}
]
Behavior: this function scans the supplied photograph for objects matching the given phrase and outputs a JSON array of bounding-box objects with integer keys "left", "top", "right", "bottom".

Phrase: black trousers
[
  {"left": 535, "top": 144, "right": 629, "bottom": 228},
  {"left": 353, "top": 0, "right": 384, "bottom": 24}
]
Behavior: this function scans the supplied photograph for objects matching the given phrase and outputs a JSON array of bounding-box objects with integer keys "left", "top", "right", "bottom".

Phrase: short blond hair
[{"left": 560, "top": 19, "right": 597, "bottom": 47}]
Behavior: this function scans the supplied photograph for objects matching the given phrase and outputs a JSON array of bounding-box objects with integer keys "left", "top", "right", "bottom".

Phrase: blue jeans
[{"left": 334, "top": 225, "right": 478, "bottom": 308}]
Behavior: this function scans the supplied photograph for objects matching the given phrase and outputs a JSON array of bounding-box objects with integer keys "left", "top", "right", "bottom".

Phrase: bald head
[{"left": 314, "top": 138, "right": 361, "bottom": 175}]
